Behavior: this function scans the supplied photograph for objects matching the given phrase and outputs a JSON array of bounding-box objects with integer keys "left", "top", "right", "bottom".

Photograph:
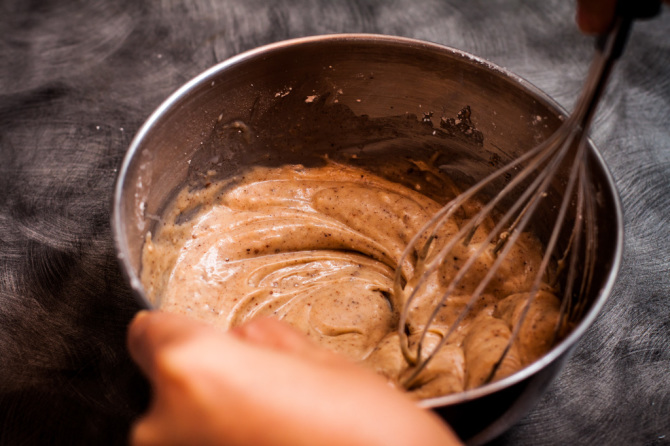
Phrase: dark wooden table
[{"left": 1, "top": 1, "right": 668, "bottom": 444}]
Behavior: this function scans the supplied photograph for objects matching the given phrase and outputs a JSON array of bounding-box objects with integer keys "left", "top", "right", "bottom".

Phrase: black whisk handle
[
  {"left": 617, "top": 0, "right": 662, "bottom": 19},
  {"left": 596, "top": 0, "right": 662, "bottom": 59}
]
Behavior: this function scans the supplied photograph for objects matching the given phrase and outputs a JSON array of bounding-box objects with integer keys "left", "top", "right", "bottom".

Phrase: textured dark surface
[{"left": 0, "top": 0, "right": 668, "bottom": 444}]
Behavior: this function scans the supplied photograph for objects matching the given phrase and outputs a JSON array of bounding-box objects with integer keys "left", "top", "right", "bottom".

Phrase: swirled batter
[{"left": 141, "top": 162, "right": 561, "bottom": 399}]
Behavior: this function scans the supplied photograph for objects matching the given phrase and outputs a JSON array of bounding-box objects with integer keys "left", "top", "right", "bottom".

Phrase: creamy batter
[{"left": 141, "top": 161, "right": 561, "bottom": 399}]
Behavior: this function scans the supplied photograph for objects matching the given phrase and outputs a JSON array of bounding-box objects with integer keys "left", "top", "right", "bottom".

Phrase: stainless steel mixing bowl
[{"left": 112, "top": 34, "right": 623, "bottom": 444}]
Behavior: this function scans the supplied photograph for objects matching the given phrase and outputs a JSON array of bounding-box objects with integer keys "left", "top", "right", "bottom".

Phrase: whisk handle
[
  {"left": 617, "top": 0, "right": 663, "bottom": 19},
  {"left": 596, "top": 0, "right": 662, "bottom": 59}
]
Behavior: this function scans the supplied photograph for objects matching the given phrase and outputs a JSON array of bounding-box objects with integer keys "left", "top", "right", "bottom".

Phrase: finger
[
  {"left": 127, "top": 310, "right": 213, "bottom": 378},
  {"left": 576, "top": 0, "right": 617, "bottom": 34},
  {"left": 230, "top": 318, "right": 347, "bottom": 367},
  {"left": 129, "top": 417, "right": 158, "bottom": 446},
  {"left": 230, "top": 317, "right": 320, "bottom": 355}
]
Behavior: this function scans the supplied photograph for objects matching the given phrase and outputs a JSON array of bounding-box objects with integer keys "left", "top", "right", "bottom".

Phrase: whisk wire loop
[
  {"left": 395, "top": 124, "right": 576, "bottom": 363},
  {"left": 400, "top": 124, "right": 583, "bottom": 387}
]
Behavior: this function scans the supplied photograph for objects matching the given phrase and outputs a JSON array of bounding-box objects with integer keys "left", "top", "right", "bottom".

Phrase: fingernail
[{"left": 133, "top": 309, "right": 151, "bottom": 323}]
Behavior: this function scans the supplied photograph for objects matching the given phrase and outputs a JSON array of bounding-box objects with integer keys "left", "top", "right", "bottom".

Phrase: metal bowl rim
[{"left": 111, "top": 33, "right": 624, "bottom": 407}]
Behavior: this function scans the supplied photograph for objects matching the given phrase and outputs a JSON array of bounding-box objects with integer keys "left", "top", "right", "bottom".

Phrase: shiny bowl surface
[{"left": 112, "top": 34, "right": 623, "bottom": 444}]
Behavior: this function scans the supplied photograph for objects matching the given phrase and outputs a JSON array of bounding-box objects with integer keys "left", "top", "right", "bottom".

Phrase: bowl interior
[{"left": 113, "top": 34, "right": 622, "bottom": 441}]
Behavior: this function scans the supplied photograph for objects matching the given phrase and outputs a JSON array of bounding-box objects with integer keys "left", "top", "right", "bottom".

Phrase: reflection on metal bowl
[{"left": 112, "top": 34, "right": 622, "bottom": 445}]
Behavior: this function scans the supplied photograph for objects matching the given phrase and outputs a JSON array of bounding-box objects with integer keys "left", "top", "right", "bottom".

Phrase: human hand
[{"left": 127, "top": 311, "right": 462, "bottom": 446}]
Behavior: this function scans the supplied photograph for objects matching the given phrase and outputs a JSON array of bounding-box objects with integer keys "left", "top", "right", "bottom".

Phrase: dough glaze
[{"left": 141, "top": 162, "right": 561, "bottom": 399}]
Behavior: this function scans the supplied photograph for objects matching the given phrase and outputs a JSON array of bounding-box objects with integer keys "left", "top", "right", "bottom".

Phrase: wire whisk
[{"left": 394, "top": 3, "right": 661, "bottom": 390}]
